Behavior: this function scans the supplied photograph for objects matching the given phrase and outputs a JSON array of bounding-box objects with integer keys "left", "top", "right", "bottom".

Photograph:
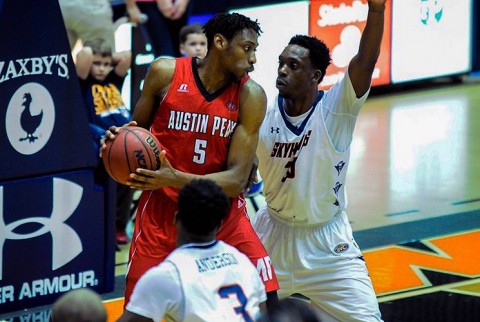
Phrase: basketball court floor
[{"left": 1, "top": 77, "right": 479, "bottom": 321}]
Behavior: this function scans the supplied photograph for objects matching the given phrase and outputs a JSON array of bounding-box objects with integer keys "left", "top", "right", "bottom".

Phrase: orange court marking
[
  {"left": 104, "top": 298, "right": 124, "bottom": 322},
  {"left": 364, "top": 230, "right": 480, "bottom": 296},
  {"left": 104, "top": 298, "right": 165, "bottom": 322}
]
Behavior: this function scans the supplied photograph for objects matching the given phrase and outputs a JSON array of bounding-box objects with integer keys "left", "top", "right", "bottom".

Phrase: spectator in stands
[
  {"left": 124, "top": 0, "right": 192, "bottom": 57},
  {"left": 179, "top": 22, "right": 207, "bottom": 58},
  {"left": 75, "top": 38, "right": 134, "bottom": 245},
  {"left": 59, "top": 0, "right": 116, "bottom": 51}
]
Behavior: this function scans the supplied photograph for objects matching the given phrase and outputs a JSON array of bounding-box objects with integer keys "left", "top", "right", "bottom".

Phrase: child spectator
[
  {"left": 179, "top": 23, "right": 207, "bottom": 58},
  {"left": 76, "top": 38, "right": 134, "bottom": 245}
]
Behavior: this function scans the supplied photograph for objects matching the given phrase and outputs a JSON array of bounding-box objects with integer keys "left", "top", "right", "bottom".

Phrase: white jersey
[
  {"left": 126, "top": 240, "right": 266, "bottom": 322},
  {"left": 257, "top": 71, "right": 368, "bottom": 225}
]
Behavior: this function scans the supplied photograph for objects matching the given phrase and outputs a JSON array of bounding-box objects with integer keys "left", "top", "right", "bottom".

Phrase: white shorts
[{"left": 252, "top": 207, "right": 383, "bottom": 322}]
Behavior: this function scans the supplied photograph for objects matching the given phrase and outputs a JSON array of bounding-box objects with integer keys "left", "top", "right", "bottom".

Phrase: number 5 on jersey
[{"left": 193, "top": 139, "right": 207, "bottom": 164}]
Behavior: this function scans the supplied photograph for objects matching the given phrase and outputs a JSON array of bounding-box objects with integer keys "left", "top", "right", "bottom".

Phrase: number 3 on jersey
[
  {"left": 193, "top": 139, "right": 207, "bottom": 164},
  {"left": 218, "top": 284, "right": 253, "bottom": 322},
  {"left": 282, "top": 156, "right": 298, "bottom": 182}
]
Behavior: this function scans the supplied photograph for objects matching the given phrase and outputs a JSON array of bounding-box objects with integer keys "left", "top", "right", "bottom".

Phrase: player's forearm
[
  {"left": 124, "top": 0, "right": 138, "bottom": 11},
  {"left": 357, "top": 5, "right": 385, "bottom": 71},
  {"left": 161, "top": 168, "right": 245, "bottom": 197},
  {"left": 203, "top": 171, "right": 247, "bottom": 197},
  {"left": 75, "top": 47, "right": 93, "bottom": 79}
]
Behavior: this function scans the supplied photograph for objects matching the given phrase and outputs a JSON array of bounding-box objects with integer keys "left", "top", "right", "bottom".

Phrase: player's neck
[
  {"left": 197, "top": 55, "right": 232, "bottom": 93},
  {"left": 177, "top": 231, "right": 217, "bottom": 246},
  {"left": 283, "top": 89, "right": 319, "bottom": 116}
]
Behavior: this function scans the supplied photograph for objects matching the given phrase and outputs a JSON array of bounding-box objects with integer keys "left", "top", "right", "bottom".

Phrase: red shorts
[{"left": 125, "top": 189, "right": 279, "bottom": 305}]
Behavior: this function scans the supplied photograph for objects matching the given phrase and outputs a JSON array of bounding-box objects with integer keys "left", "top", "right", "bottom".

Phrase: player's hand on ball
[
  {"left": 128, "top": 150, "right": 174, "bottom": 191},
  {"left": 99, "top": 121, "right": 138, "bottom": 157}
]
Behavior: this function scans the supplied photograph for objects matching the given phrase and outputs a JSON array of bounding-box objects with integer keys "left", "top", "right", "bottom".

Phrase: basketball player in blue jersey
[
  {"left": 252, "top": 1, "right": 386, "bottom": 321},
  {"left": 117, "top": 179, "right": 266, "bottom": 322}
]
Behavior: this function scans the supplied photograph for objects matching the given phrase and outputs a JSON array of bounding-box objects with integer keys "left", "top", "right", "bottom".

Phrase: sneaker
[{"left": 116, "top": 230, "right": 128, "bottom": 244}]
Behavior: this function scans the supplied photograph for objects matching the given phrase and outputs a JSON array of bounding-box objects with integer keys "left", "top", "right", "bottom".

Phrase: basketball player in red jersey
[{"left": 103, "top": 12, "right": 279, "bottom": 308}]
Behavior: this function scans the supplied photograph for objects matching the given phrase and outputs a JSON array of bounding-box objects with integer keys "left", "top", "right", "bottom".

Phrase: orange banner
[{"left": 309, "top": 0, "right": 391, "bottom": 89}]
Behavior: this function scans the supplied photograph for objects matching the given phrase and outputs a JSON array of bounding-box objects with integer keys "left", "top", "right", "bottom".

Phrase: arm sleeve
[
  {"left": 126, "top": 262, "right": 182, "bottom": 322},
  {"left": 322, "top": 69, "right": 370, "bottom": 152}
]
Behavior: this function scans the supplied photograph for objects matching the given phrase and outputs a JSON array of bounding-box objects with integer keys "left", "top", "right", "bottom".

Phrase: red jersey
[
  {"left": 151, "top": 57, "right": 249, "bottom": 201},
  {"left": 126, "top": 58, "right": 279, "bottom": 305}
]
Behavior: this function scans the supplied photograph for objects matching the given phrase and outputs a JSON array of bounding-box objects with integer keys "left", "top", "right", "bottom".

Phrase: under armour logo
[
  {"left": 177, "top": 83, "right": 189, "bottom": 93},
  {"left": 0, "top": 178, "right": 83, "bottom": 280},
  {"left": 271, "top": 127, "right": 279, "bottom": 133}
]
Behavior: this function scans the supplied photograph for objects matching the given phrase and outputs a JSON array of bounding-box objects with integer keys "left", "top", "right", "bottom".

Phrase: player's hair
[
  {"left": 179, "top": 23, "right": 204, "bottom": 44},
  {"left": 51, "top": 288, "right": 107, "bottom": 322},
  {"left": 257, "top": 298, "right": 321, "bottom": 322},
  {"left": 83, "top": 38, "right": 112, "bottom": 57},
  {"left": 178, "top": 179, "right": 230, "bottom": 236},
  {"left": 203, "top": 12, "right": 262, "bottom": 50},
  {"left": 289, "top": 35, "right": 331, "bottom": 84}
]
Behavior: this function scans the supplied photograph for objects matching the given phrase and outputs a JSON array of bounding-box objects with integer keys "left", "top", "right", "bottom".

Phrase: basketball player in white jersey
[
  {"left": 252, "top": 1, "right": 386, "bottom": 321},
  {"left": 117, "top": 179, "right": 266, "bottom": 322}
]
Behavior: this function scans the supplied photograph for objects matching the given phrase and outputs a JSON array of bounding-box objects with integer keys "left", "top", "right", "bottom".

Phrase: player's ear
[
  {"left": 214, "top": 34, "right": 227, "bottom": 50},
  {"left": 313, "top": 70, "right": 322, "bottom": 83},
  {"left": 180, "top": 44, "right": 186, "bottom": 56}
]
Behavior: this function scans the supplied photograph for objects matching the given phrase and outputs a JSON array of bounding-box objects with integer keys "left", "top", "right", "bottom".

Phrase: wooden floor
[
  {"left": 2, "top": 77, "right": 480, "bottom": 321},
  {"left": 114, "top": 78, "right": 480, "bottom": 322}
]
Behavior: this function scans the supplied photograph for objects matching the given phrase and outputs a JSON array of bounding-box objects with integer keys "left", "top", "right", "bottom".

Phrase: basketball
[{"left": 103, "top": 126, "right": 162, "bottom": 185}]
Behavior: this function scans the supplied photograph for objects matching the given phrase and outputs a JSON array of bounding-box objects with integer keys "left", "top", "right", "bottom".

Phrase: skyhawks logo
[
  {"left": 0, "top": 178, "right": 83, "bottom": 280},
  {"left": 334, "top": 161, "right": 346, "bottom": 175}
]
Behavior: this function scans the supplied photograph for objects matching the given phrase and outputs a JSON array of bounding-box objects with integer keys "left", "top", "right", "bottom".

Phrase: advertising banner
[
  {"left": 0, "top": 171, "right": 105, "bottom": 313},
  {"left": 231, "top": 1, "right": 310, "bottom": 104},
  {"left": 309, "top": 0, "right": 391, "bottom": 89},
  {"left": 391, "top": 0, "right": 472, "bottom": 83},
  {"left": 0, "top": 0, "right": 115, "bottom": 315},
  {"left": 0, "top": 0, "right": 96, "bottom": 182}
]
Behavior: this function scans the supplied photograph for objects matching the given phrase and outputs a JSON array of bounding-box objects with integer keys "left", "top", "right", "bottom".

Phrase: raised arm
[
  {"left": 124, "top": 0, "right": 143, "bottom": 24},
  {"left": 75, "top": 46, "right": 94, "bottom": 80},
  {"left": 348, "top": 0, "right": 386, "bottom": 97},
  {"left": 113, "top": 50, "right": 132, "bottom": 77}
]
